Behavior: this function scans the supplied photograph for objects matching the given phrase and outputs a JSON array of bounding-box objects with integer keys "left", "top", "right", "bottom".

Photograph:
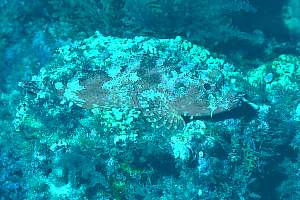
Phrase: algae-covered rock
[
  {"left": 16, "top": 33, "right": 266, "bottom": 200},
  {"left": 247, "top": 54, "right": 300, "bottom": 92}
]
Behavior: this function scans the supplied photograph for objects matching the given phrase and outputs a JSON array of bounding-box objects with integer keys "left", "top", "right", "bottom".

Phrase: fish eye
[{"left": 203, "top": 83, "right": 211, "bottom": 90}]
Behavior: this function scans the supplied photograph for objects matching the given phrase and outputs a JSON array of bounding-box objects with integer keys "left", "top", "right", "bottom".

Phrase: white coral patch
[{"left": 64, "top": 79, "right": 85, "bottom": 105}]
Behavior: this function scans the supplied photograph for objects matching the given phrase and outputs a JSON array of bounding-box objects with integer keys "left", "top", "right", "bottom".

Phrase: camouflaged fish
[{"left": 23, "top": 33, "right": 243, "bottom": 129}]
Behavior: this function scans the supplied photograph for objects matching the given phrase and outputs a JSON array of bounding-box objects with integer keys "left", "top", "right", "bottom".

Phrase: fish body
[
  {"left": 59, "top": 61, "right": 241, "bottom": 129},
  {"left": 23, "top": 33, "right": 242, "bottom": 129}
]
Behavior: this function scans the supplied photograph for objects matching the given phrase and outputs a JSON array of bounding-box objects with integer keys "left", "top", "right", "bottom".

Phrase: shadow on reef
[
  {"left": 212, "top": 0, "right": 300, "bottom": 65},
  {"left": 239, "top": 0, "right": 290, "bottom": 40},
  {"left": 250, "top": 170, "right": 286, "bottom": 200}
]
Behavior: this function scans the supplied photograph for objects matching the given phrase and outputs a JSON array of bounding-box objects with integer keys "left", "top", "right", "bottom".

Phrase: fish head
[{"left": 170, "top": 68, "right": 242, "bottom": 118}]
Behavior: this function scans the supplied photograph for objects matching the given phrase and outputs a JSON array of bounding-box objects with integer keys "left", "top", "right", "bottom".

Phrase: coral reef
[{"left": 13, "top": 33, "right": 258, "bottom": 199}]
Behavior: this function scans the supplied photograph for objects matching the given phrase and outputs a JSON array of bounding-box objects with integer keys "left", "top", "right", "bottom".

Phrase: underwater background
[{"left": 0, "top": 0, "right": 300, "bottom": 199}]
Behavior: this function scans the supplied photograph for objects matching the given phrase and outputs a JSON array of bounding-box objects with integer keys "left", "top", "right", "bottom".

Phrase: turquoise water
[{"left": 0, "top": 1, "right": 299, "bottom": 199}]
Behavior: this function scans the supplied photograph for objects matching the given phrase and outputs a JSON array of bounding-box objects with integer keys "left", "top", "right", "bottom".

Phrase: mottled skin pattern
[{"left": 59, "top": 64, "right": 242, "bottom": 129}]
